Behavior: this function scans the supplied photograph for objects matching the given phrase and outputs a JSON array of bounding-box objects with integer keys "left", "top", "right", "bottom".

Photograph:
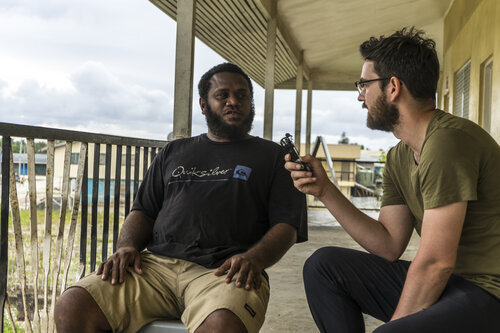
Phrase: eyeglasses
[{"left": 354, "top": 78, "right": 390, "bottom": 94}]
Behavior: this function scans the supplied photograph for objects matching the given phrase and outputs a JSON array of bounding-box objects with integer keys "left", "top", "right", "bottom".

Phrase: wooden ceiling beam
[{"left": 258, "top": 0, "right": 310, "bottom": 80}]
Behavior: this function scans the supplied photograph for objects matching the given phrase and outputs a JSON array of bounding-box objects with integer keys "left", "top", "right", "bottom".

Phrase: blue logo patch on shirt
[{"left": 233, "top": 165, "right": 252, "bottom": 181}]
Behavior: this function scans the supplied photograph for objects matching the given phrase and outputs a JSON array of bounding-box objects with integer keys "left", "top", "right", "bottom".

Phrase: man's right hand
[
  {"left": 284, "top": 154, "right": 332, "bottom": 199},
  {"left": 96, "top": 246, "right": 143, "bottom": 285}
]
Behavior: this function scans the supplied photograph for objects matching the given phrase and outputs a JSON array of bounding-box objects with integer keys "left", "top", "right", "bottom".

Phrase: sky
[{"left": 0, "top": 0, "right": 400, "bottom": 151}]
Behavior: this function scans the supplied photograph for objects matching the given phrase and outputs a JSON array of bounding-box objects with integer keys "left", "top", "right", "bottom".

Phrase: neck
[
  {"left": 206, "top": 131, "right": 251, "bottom": 142},
  {"left": 393, "top": 103, "right": 437, "bottom": 162}
]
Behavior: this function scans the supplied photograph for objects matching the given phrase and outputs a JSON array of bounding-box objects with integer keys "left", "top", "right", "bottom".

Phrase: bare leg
[
  {"left": 195, "top": 309, "right": 247, "bottom": 333},
  {"left": 54, "top": 287, "right": 112, "bottom": 333}
]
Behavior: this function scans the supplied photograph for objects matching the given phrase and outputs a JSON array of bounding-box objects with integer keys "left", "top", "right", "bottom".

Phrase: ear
[
  {"left": 388, "top": 76, "right": 403, "bottom": 102},
  {"left": 200, "top": 98, "right": 207, "bottom": 115}
]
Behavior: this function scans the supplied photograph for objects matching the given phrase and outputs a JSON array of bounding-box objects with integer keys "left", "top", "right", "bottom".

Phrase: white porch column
[
  {"left": 263, "top": 0, "right": 277, "bottom": 140},
  {"left": 173, "top": 0, "right": 195, "bottom": 139},
  {"left": 294, "top": 51, "right": 304, "bottom": 153},
  {"left": 305, "top": 79, "right": 313, "bottom": 155}
]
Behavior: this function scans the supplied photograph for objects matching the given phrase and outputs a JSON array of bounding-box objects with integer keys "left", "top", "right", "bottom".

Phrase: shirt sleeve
[
  {"left": 268, "top": 147, "right": 308, "bottom": 243},
  {"left": 419, "top": 128, "right": 479, "bottom": 209},
  {"left": 131, "top": 146, "right": 166, "bottom": 220},
  {"left": 381, "top": 147, "right": 406, "bottom": 207}
]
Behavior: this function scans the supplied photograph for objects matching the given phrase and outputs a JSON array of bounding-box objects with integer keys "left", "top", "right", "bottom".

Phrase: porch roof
[{"left": 150, "top": 0, "right": 452, "bottom": 91}]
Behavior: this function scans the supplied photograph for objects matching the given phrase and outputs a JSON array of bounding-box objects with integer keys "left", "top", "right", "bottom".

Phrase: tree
[
  {"left": 2, "top": 139, "right": 48, "bottom": 153},
  {"left": 12, "top": 139, "right": 22, "bottom": 153},
  {"left": 338, "top": 132, "right": 365, "bottom": 150},
  {"left": 338, "top": 132, "right": 350, "bottom": 144},
  {"left": 378, "top": 150, "right": 387, "bottom": 163},
  {"left": 34, "top": 141, "right": 47, "bottom": 153}
]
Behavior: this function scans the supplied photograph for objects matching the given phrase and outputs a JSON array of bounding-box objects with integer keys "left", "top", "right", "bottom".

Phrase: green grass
[{"left": 2, "top": 318, "right": 21, "bottom": 333}]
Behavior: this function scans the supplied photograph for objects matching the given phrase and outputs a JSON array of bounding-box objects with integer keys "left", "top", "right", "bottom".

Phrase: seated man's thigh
[
  {"left": 181, "top": 263, "right": 270, "bottom": 333},
  {"left": 374, "top": 275, "right": 500, "bottom": 333},
  {"left": 71, "top": 252, "right": 182, "bottom": 333}
]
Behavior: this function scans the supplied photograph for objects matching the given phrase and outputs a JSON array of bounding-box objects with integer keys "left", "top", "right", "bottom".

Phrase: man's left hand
[{"left": 214, "top": 253, "right": 264, "bottom": 290}]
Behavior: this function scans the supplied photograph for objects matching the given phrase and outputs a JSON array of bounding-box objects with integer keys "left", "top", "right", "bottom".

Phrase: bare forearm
[
  {"left": 245, "top": 223, "right": 297, "bottom": 269},
  {"left": 116, "top": 210, "right": 154, "bottom": 251},
  {"left": 286, "top": 155, "right": 412, "bottom": 261},
  {"left": 318, "top": 183, "right": 402, "bottom": 260},
  {"left": 98, "top": 210, "right": 154, "bottom": 284},
  {"left": 392, "top": 260, "right": 452, "bottom": 320},
  {"left": 214, "top": 223, "right": 297, "bottom": 290}
]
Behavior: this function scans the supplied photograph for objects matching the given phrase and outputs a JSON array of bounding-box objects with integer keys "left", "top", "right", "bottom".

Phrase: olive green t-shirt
[{"left": 382, "top": 109, "right": 500, "bottom": 299}]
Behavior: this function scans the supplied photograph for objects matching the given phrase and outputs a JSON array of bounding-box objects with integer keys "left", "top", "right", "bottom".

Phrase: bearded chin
[
  {"left": 366, "top": 94, "right": 400, "bottom": 132},
  {"left": 205, "top": 103, "right": 255, "bottom": 140}
]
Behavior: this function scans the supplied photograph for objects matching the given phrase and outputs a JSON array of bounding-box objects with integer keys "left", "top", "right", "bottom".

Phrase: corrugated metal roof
[
  {"left": 151, "top": 0, "right": 298, "bottom": 88},
  {"left": 150, "top": 0, "right": 452, "bottom": 90}
]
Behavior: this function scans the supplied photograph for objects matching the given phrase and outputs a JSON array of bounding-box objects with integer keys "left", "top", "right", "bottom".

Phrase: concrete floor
[{"left": 261, "top": 208, "right": 420, "bottom": 333}]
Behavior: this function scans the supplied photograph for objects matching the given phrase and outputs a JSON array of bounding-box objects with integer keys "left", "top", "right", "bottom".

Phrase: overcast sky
[{"left": 0, "top": 0, "right": 400, "bottom": 151}]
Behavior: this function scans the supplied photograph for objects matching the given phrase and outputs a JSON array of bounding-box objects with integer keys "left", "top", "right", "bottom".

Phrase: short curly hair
[
  {"left": 197, "top": 63, "right": 253, "bottom": 101},
  {"left": 359, "top": 27, "right": 439, "bottom": 101}
]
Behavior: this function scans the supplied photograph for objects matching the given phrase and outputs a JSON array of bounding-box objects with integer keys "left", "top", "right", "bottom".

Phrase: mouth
[
  {"left": 224, "top": 109, "right": 243, "bottom": 118},
  {"left": 223, "top": 110, "right": 244, "bottom": 124}
]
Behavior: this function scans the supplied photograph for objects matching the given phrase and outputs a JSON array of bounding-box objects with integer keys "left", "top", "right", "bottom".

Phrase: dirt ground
[{"left": 261, "top": 222, "right": 420, "bottom": 333}]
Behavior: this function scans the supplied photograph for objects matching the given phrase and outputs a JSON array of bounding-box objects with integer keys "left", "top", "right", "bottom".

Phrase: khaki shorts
[{"left": 70, "top": 251, "right": 270, "bottom": 333}]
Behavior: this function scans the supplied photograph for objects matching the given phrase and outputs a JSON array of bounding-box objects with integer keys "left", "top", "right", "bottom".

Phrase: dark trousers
[{"left": 303, "top": 246, "right": 500, "bottom": 333}]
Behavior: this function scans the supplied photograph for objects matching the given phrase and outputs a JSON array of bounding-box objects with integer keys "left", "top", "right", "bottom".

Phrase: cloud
[
  {"left": 0, "top": 60, "right": 399, "bottom": 151},
  {"left": 267, "top": 90, "right": 400, "bottom": 150},
  {"left": 0, "top": 61, "right": 173, "bottom": 140},
  {"left": 0, "top": 0, "right": 178, "bottom": 92},
  {"left": 0, "top": 0, "right": 399, "bottom": 151}
]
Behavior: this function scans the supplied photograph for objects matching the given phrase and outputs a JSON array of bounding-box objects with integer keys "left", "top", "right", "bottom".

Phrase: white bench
[{"left": 139, "top": 320, "right": 187, "bottom": 333}]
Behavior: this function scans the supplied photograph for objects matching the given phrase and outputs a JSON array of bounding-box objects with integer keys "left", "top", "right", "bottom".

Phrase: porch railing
[{"left": 0, "top": 122, "right": 167, "bottom": 332}]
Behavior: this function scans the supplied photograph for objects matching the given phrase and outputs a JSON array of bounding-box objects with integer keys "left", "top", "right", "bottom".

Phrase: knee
[
  {"left": 54, "top": 288, "right": 76, "bottom": 323},
  {"left": 54, "top": 288, "right": 87, "bottom": 331},
  {"left": 303, "top": 246, "right": 343, "bottom": 278},
  {"left": 196, "top": 309, "right": 246, "bottom": 333},
  {"left": 303, "top": 246, "right": 365, "bottom": 291},
  {"left": 55, "top": 287, "right": 109, "bottom": 333}
]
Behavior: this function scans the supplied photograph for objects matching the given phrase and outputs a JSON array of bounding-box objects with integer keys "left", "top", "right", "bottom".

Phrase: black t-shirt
[{"left": 132, "top": 134, "right": 307, "bottom": 268}]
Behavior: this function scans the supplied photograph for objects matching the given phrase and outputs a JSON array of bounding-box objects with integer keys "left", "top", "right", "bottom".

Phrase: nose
[
  {"left": 357, "top": 91, "right": 365, "bottom": 102},
  {"left": 226, "top": 94, "right": 239, "bottom": 106}
]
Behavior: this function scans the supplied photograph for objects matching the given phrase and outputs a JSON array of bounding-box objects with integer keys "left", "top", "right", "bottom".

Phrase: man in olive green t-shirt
[{"left": 285, "top": 27, "right": 500, "bottom": 333}]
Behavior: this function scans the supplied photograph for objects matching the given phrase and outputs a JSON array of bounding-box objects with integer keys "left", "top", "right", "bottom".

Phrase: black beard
[
  {"left": 204, "top": 103, "right": 255, "bottom": 140},
  {"left": 366, "top": 92, "right": 400, "bottom": 132}
]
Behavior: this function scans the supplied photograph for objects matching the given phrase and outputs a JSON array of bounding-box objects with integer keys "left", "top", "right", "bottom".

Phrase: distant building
[
  {"left": 300, "top": 143, "right": 360, "bottom": 206},
  {"left": 5, "top": 153, "right": 47, "bottom": 176},
  {"left": 54, "top": 142, "right": 149, "bottom": 201},
  {"left": 356, "top": 150, "right": 385, "bottom": 188}
]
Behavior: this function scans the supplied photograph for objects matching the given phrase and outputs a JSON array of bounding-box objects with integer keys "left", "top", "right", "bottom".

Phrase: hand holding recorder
[
  {"left": 281, "top": 133, "right": 333, "bottom": 199},
  {"left": 280, "top": 133, "right": 310, "bottom": 171}
]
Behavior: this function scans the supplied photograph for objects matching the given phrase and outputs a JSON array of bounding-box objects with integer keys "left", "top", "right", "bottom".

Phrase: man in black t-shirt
[{"left": 55, "top": 63, "right": 307, "bottom": 333}]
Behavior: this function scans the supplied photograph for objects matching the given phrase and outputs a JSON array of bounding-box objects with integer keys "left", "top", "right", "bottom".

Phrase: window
[
  {"left": 340, "top": 161, "right": 353, "bottom": 182},
  {"left": 454, "top": 61, "right": 471, "bottom": 119},
  {"left": 480, "top": 58, "right": 493, "bottom": 133},
  {"left": 99, "top": 153, "right": 106, "bottom": 165},
  {"left": 70, "top": 153, "right": 79, "bottom": 164}
]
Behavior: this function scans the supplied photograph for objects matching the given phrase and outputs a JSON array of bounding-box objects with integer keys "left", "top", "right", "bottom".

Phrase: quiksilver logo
[
  {"left": 233, "top": 165, "right": 252, "bottom": 181},
  {"left": 171, "top": 165, "right": 231, "bottom": 178}
]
